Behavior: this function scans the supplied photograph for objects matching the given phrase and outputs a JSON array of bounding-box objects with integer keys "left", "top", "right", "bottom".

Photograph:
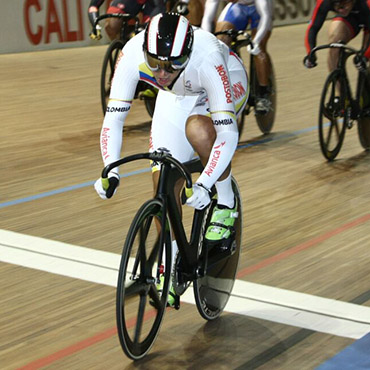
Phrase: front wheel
[
  {"left": 318, "top": 70, "right": 349, "bottom": 161},
  {"left": 116, "top": 199, "right": 172, "bottom": 360},
  {"left": 357, "top": 72, "right": 370, "bottom": 150},
  {"left": 253, "top": 57, "right": 277, "bottom": 134},
  {"left": 100, "top": 39, "right": 125, "bottom": 115},
  {"left": 193, "top": 177, "right": 242, "bottom": 320}
]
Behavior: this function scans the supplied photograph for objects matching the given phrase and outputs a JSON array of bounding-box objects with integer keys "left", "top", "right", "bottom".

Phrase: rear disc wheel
[{"left": 193, "top": 177, "right": 242, "bottom": 320}]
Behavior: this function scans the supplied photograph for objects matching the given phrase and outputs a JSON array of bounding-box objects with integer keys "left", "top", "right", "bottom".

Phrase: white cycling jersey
[{"left": 100, "top": 27, "right": 248, "bottom": 190}]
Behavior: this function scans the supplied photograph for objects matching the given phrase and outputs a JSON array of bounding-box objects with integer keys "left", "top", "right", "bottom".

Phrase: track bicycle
[
  {"left": 309, "top": 42, "right": 370, "bottom": 161},
  {"left": 92, "top": 14, "right": 157, "bottom": 116},
  {"left": 101, "top": 150, "right": 242, "bottom": 360},
  {"left": 214, "top": 29, "right": 277, "bottom": 136}
]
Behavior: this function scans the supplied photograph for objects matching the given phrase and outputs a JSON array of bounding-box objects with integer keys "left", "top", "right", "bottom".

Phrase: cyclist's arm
[
  {"left": 88, "top": 0, "right": 105, "bottom": 27},
  {"left": 196, "top": 53, "right": 239, "bottom": 190},
  {"left": 99, "top": 46, "right": 139, "bottom": 170},
  {"left": 253, "top": 0, "right": 273, "bottom": 46},
  {"left": 304, "top": 0, "right": 329, "bottom": 54}
]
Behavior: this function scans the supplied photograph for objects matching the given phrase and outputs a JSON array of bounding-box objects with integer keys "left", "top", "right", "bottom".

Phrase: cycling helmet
[{"left": 143, "top": 13, "right": 193, "bottom": 73}]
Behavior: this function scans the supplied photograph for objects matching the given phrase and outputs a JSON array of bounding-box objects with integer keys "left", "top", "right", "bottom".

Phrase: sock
[
  {"left": 215, "top": 172, "right": 234, "bottom": 208},
  {"left": 171, "top": 240, "right": 178, "bottom": 269},
  {"left": 259, "top": 85, "right": 269, "bottom": 96}
]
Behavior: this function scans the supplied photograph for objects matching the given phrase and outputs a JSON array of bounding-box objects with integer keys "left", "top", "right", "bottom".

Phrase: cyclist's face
[
  {"left": 152, "top": 68, "right": 181, "bottom": 87},
  {"left": 333, "top": 0, "right": 354, "bottom": 15}
]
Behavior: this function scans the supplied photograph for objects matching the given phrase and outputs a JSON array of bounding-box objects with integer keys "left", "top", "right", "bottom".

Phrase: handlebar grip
[
  {"left": 101, "top": 177, "right": 110, "bottom": 191},
  {"left": 185, "top": 187, "right": 193, "bottom": 198}
]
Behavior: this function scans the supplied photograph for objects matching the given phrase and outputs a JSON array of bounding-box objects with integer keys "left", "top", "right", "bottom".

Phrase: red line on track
[
  {"left": 18, "top": 213, "right": 370, "bottom": 369},
  {"left": 237, "top": 213, "right": 370, "bottom": 277}
]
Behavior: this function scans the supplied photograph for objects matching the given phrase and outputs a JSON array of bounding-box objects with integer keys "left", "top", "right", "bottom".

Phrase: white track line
[{"left": 1, "top": 229, "right": 370, "bottom": 339}]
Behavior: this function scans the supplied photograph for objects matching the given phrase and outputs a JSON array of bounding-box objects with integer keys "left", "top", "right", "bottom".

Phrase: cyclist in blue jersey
[{"left": 215, "top": 0, "right": 274, "bottom": 114}]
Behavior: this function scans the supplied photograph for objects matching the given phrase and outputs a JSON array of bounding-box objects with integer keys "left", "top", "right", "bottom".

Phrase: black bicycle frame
[
  {"left": 102, "top": 153, "right": 208, "bottom": 277},
  {"left": 311, "top": 43, "right": 368, "bottom": 120},
  {"left": 156, "top": 158, "right": 207, "bottom": 272}
]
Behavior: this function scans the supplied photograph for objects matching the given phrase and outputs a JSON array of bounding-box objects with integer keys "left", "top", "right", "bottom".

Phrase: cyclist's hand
[
  {"left": 247, "top": 43, "right": 261, "bottom": 56},
  {"left": 354, "top": 54, "right": 368, "bottom": 72},
  {"left": 176, "top": 2, "right": 189, "bottom": 16},
  {"left": 303, "top": 54, "right": 317, "bottom": 69},
  {"left": 94, "top": 172, "right": 119, "bottom": 199},
  {"left": 89, "top": 25, "right": 102, "bottom": 41},
  {"left": 186, "top": 183, "right": 211, "bottom": 210}
]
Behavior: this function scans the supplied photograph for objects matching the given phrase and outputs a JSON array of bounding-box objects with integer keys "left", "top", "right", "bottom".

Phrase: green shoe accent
[
  {"left": 205, "top": 199, "right": 238, "bottom": 241},
  {"left": 156, "top": 274, "right": 178, "bottom": 308},
  {"left": 138, "top": 88, "right": 157, "bottom": 99},
  {"left": 156, "top": 274, "right": 164, "bottom": 293},
  {"left": 167, "top": 285, "right": 176, "bottom": 307}
]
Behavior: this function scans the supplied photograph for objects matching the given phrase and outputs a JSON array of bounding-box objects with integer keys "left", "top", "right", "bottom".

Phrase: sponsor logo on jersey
[
  {"left": 214, "top": 119, "right": 233, "bottom": 125},
  {"left": 106, "top": 106, "right": 130, "bottom": 113},
  {"left": 232, "top": 81, "right": 246, "bottom": 101},
  {"left": 215, "top": 65, "right": 233, "bottom": 104},
  {"left": 101, "top": 127, "right": 110, "bottom": 160},
  {"left": 204, "top": 141, "right": 226, "bottom": 176}
]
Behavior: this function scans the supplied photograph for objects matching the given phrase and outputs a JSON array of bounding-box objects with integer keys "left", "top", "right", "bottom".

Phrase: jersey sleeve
[
  {"left": 99, "top": 39, "right": 140, "bottom": 171},
  {"left": 196, "top": 51, "right": 239, "bottom": 190},
  {"left": 254, "top": 0, "right": 273, "bottom": 46},
  {"left": 304, "top": 0, "right": 329, "bottom": 54},
  {"left": 361, "top": 0, "right": 370, "bottom": 58}
]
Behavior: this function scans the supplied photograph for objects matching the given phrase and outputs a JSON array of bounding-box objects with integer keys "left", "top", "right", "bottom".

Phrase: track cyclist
[
  {"left": 215, "top": 0, "right": 274, "bottom": 114},
  {"left": 88, "top": 0, "right": 166, "bottom": 41},
  {"left": 94, "top": 12, "right": 248, "bottom": 306},
  {"left": 303, "top": 0, "right": 370, "bottom": 72}
]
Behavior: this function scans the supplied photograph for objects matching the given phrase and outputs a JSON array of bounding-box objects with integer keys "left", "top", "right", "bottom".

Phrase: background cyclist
[
  {"left": 303, "top": 0, "right": 370, "bottom": 72},
  {"left": 88, "top": 0, "right": 166, "bottom": 41},
  {"left": 215, "top": 0, "right": 274, "bottom": 115},
  {"left": 94, "top": 13, "right": 248, "bottom": 305}
]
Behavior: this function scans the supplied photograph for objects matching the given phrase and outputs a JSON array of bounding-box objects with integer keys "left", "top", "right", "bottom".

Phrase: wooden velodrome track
[{"left": 1, "top": 21, "right": 370, "bottom": 369}]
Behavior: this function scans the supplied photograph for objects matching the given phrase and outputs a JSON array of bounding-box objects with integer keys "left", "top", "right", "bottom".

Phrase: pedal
[
  {"left": 205, "top": 227, "right": 236, "bottom": 255},
  {"left": 362, "top": 107, "right": 370, "bottom": 117}
]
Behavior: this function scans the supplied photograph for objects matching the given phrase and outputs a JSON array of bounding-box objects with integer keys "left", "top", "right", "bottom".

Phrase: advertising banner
[{"left": 0, "top": 0, "right": 316, "bottom": 54}]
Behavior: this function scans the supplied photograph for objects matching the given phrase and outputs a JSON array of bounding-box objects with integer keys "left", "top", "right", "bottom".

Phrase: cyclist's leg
[
  {"left": 150, "top": 90, "right": 198, "bottom": 304},
  {"left": 105, "top": 0, "right": 142, "bottom": 40},
  {"left": 251, "top": 28, "right": 272, "bottom": 88},
  {"left": 150, "top": 90, "right": 196, "bottom": 196},
  {"left": 249, "top": 4, "right": 273, "bottom": 113},
  {"left": 215, "top": 3, "right": 249, "bottom": 47},
  {"left": 327, "top": 15, "right": 358, "bottom": 71},
  {"left": 186, "top": 0, "right": 205, "bottom": 27},
  {"left": 186, "top": 65, "right": 247, "bottom": 241}
]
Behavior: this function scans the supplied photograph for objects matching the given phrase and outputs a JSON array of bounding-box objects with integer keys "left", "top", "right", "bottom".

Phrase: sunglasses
[{"left": 144, "top": 52, "right": 190, "bottom": 73}]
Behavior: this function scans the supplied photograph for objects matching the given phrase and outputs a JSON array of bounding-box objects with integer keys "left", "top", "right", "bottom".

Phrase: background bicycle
[
  {"left": 309, "top": 42, "right": 370, "bottom": 161},
  {"left": 101, "top": 150, "right": 242, "bottom": 360},
  {"left": 215, "top": 29, "right": 277, "bottom": 137},
  {"left": 92, "top": 13, "right": 157, "bottom": 117}
]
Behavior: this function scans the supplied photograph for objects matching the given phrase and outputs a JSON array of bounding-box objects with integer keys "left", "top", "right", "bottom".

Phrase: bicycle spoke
[
  {"left": 319, "top": 70, "right": 347, "bottom": 160},
  {"left": 148, "top": 283, "right": 163, "bottom": 310},
  {"left": 116, "top": 200, "right": 171, "bottom": 360},
  {"left": 125, "top": 279, "right": 148, "bottom": 296},
  {"left": 133, "top": 293, "right": 148, "bottom": 344}
]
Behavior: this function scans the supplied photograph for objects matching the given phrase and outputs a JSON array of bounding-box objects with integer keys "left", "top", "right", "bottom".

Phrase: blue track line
[{"left": 0, "top": 125, "right": 317, "bottom": 209}]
